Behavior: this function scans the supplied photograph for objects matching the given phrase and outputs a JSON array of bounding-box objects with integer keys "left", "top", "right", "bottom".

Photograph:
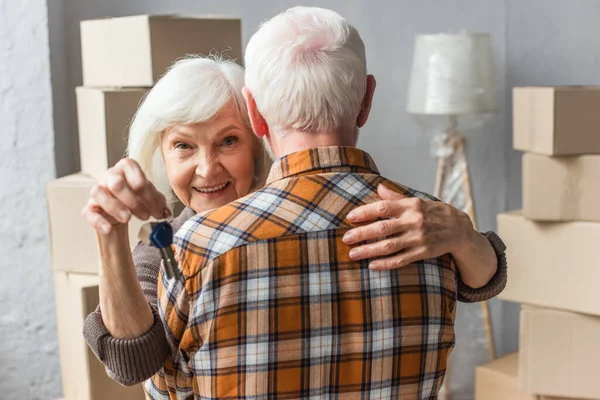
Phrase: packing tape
[
  {"left": 559, "top": 157, "right": 583, "bottom": 220},
  {"left": 526, "top": 88, "right": 537, "bottom": 151}
]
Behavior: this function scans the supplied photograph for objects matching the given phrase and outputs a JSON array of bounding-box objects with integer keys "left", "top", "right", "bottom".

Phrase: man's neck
[{"left": 273, "top": 128, "right": 358, "bottom": 158}]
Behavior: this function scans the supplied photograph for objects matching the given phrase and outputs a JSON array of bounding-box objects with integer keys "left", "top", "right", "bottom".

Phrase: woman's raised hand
[{"left": 82, "top": 158, "right": 171, "bottom": 235}]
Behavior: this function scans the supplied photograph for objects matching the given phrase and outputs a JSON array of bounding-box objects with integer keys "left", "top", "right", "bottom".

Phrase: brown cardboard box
[
  {"left": 523, "top": 153, "right": 600, "bottom": 222},
  {"left": 513, "top": 86, "right": 600, "bottom": 155},
  {"left": 76, "top": 87, "right": 148, "bottom": 180},
  {"left": 80, "top": 15, "right": 242, "bottom": 87},
  {"left": 46, "top": 173, "right": 144, "bottom": 274},
  {"left": 54, "top": 272, "right": 145, "bottom": 400},
  {"left": 520, "top": 306, "right": 600, "bottom": 400},
  {"left": 498, "top": 211, "right": 600, "bottom": 316},
  {"left": 475, "top": 353, "right": 569, "bottom": 400}
]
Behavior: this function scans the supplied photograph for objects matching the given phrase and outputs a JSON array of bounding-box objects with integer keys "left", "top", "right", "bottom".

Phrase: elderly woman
[{"left": 82, "top": 56, "right": 506, "bottom": 386}]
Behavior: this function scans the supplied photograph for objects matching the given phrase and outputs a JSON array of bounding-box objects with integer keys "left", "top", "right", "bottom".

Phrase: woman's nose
[{"left": 194, "top": 150, "right": 223, "bottom": 178}]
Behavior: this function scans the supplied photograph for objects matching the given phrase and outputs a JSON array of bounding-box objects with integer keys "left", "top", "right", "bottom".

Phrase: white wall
[
  {"left": 0, "top": 0, "right": 593, "bottom": 398},
  {"left": 0, "top": 0, "right": 60, "bottom": 398}
]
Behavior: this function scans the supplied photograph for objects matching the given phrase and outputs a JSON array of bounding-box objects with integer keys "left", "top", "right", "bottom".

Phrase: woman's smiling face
[{"left": 161, "top": 105, "right": 256, "bottom": 213}]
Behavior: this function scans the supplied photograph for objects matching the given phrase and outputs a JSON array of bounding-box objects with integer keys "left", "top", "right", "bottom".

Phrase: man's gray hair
[{"left": 244, "top": 6, "right": 368, "bottom": 134}]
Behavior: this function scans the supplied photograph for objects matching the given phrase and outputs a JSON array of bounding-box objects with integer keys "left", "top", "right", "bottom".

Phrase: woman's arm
[
  {"left": 96, "top": 226, "right": 154, "bottom": 338},
  {"left": 82, "top": 158, "right": 169, "bottom": 337},
  {"left": 342, "top": 184, "right": 507, "bottom": 302},
  {"left": 81, "top": 158, "right": 174, "bottom": 385},
  {"left": 83, "top": 239, "right": 172, "bottom": 386}
]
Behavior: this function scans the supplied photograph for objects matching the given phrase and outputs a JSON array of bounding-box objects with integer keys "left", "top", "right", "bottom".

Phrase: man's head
[{"left": 243, "top": 6, "right": 376, "bottom": 159}]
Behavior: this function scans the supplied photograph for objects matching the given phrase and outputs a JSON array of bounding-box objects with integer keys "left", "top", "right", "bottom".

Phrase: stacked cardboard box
[
  {"left": 476, "top": 87, "right": 600, "bottom": 399},
  {"left": 47, "top": 14, "right": 242, "bottom": 400}
]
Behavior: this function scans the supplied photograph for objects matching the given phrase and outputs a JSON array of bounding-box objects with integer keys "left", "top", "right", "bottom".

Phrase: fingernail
[
  {"left": 342, "top": 232, "right": 354, "bottom": 243},
  {"left": 119, "top": 210, "right": 131, "bottom": 222},
  {"left": 347, "top": 211, "right": 357, "bottom": 221},
  {"left": 163, "top": 207, "right": 172, "bottom": 219},
  {"left": 349, "top": 248, "right": 361, "bottom": 259},
  {"left": 369, "top": 261, "right": 381, "bottom": 270}
]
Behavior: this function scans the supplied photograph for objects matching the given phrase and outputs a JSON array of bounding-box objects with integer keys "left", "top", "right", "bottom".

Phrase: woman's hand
[
  {"left": 81, "top": 158, "right": 168, "bottom": 339},
  {"left": 82, "top": 158, "right": 171, "bottom": 235},
  {"left": 342, "top": 184, "right": 497, "bottom": 288}
]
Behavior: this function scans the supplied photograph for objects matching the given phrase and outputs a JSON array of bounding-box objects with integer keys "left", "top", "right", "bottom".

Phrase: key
[{"left": 138, "top": 221, "right": 181, "bottom": 280}]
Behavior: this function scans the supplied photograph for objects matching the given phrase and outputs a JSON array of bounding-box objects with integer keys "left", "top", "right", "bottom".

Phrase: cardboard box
[
  {"left": 520, "top": 306, "right": 600, "bottom": 400},
  {"left": 81, "top": 15, "right": 242, "bottom": 87},
  {"left": 513, "top": 86, "right": 600, "bottom": 155},
  {"left": 54, "top": 272, "right": 145, "bottom": 400},
  {"left": 498, "top": 211, "right": 600, "bottom": 316},
  {"left": 76, "top": 87, "right": 148, "bottom": 180},
  {"left": 46, "top": 173, "right": 144, "bottom": 274},
  {"left": 475, "top": 353, "right": 569, "bottom": 400},
  {"left": 523, "top": 153, "right": 600, "bottom": 222}
]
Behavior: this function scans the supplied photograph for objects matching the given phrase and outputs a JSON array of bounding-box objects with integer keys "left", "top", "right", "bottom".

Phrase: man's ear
[
  {"left": 357, "top": 75, "right": 376, "bottom": 128},
  {"left": 242, "top": 87, "right": 269, "bottom": 138}
]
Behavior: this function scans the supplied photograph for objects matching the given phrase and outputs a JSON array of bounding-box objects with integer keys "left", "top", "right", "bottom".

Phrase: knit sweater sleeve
[
  {"left": 456, "top": 231, "right": 507, "bottom": 303},
  {"left": 82, "top": 208, "right": 196, "bottom": 386}
]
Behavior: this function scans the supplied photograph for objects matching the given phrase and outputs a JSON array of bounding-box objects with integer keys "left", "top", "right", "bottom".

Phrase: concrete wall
[{"left": 0, "top": 0, "right": 60, "bottom": 398}]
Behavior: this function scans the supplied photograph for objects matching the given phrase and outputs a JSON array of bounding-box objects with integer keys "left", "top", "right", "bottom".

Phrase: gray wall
[
  {"left": 4, "top": 0, "right": 591, "bottom": 398},
  {"left": 502, "top": 0, "right": 600, "bottom": 359}
]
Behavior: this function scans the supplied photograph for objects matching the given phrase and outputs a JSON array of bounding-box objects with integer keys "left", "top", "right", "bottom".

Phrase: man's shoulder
[
  {"left": 172, "top": 185, "right": 294, "bottom": 275},
  {"left": 376, "top": 177, "right": 440, "bottom": 202}
]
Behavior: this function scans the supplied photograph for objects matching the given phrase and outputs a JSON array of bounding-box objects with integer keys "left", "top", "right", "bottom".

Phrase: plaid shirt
[{"left": 146, "top": 146, "right": 456, "bottom": 400}]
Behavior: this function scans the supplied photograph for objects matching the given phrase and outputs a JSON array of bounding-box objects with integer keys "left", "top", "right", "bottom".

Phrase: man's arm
[
  {"left": 147, "top": 263, "right": 194, "bottom": 399},
  {"left": 143, "top": 366, "right": 172, "bottom": 400}
]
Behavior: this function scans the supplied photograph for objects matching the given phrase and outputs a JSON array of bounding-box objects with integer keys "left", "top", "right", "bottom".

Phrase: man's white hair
[
  {"left": 244, "top": 6, "right": 368, "bottom": 133},
  {"left": 127, "top": 55, "right": 270, "bottom": 205}
]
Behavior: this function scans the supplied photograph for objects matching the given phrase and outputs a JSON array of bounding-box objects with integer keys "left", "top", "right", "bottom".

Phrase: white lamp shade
[{"left": 406, "top": 32, "right": 498, "bottom": 115}]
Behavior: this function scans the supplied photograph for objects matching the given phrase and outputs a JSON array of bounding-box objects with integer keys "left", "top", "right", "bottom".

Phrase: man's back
[{"left": 153, "top": 147, "right": 456, "bottom": 399}]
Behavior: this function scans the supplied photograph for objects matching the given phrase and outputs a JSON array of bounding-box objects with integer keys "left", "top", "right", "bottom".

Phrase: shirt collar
[{"left": 266, "top": 146, "right": 380, "bottom": 184}]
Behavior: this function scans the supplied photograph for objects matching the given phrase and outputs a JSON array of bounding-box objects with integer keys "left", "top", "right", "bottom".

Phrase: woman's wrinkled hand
[
  {"left": 82, "top": 158, "right": 171, "bottom": 235},
  {"left": 342, "top": 184, "right": 473, "bottom": 270}
]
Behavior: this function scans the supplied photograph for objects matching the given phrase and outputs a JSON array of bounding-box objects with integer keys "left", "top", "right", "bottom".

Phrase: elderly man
[{"left": 146, "top": 6, "right": 505, "bottom": 399}]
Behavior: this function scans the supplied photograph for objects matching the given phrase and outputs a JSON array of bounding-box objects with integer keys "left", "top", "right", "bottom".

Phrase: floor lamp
[{"left": 406, "top": 32, "right": 499, "bottom": 399}]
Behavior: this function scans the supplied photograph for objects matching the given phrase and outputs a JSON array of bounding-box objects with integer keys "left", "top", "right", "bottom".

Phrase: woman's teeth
[{"left": 195, "top": 182, "right": 229, "bottom": 193}]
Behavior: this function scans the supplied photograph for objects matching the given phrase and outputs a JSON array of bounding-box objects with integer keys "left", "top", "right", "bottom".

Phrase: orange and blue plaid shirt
[{"left": 146, "top": 146, "right": 456, "bottom": 399}]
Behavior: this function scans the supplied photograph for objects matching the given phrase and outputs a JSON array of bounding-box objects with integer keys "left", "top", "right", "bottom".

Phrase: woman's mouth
[{"left": 193, "top": 182, "right": 231, "bottom": 198}]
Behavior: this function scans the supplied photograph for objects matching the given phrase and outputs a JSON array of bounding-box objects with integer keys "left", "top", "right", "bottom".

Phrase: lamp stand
[{"left": 434, "top": 126, "right": 496, "bottom": 400}]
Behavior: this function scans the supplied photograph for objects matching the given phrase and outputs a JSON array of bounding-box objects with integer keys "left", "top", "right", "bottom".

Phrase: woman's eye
[
  {"left": 174, "top": 142, "right": 191, "bottom": 150},
  {"left": 221, "top": 136, "right": 238, "bottom": 147}
]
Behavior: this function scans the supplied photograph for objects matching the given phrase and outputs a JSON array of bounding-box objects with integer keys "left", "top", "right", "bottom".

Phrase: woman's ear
[{"left": 242, "top": 87, "right": 269, "bottom": 138}]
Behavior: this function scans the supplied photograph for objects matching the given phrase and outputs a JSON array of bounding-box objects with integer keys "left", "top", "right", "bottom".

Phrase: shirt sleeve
[
  {"left": 143, "top": 364, "right": 173, "bottom": 400},
  {"left": 153, "top": 254, "right": 195, "bottom": 399},
  {"left": 456, "top": 230, "right": 507, "bottom": 303}
]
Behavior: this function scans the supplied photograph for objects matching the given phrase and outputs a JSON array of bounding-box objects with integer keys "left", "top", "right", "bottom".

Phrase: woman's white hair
[
  {"left": 244, "top": 6, "right": 368, "bottom": 133},
  {"left": 127, "top": 55, "right": 270, "bottom": 206}
]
